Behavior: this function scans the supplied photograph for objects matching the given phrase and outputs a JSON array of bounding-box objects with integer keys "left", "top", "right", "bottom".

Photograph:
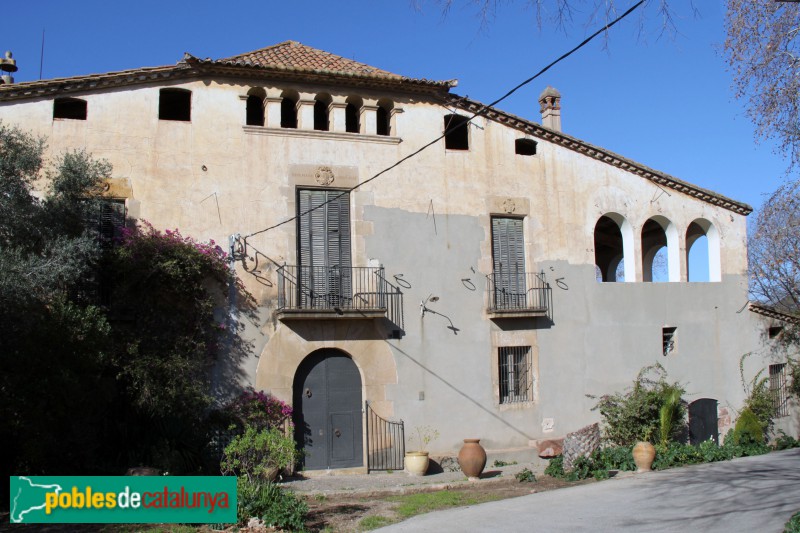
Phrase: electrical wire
[{"left": 243, "top": 0, "right": 645, "bottom": 243}]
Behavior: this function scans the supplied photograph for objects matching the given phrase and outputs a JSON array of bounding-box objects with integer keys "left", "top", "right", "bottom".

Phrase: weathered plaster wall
[{"left": 0, "top": 73, "right": 788, "bottom": 455}]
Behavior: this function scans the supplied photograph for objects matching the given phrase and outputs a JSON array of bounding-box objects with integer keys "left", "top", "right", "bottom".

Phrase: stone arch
[
  {"left": 641, "top": 215, "right": 679, "bottom": 282},
  {"left": 280, "top": 89, "right": 299, "bottom": 129},
  {"left": 376, "top": 98, "right": 394, "bottom": 136},
  {"left": 255, "top": 321, "right": 398, "bottom": 413},
  {"left": 594, "top": 212, "right": 634, "bottom": 282},
  {"left": 345, "top": 96, "right": 363, "bottom": 133},
  {"left": 245, "top": 87, "right": 265, "bottom": 126},
  {"left": 314, "top": 93, "right": 332, "bottom": 131},
  {"left": 686, "top": 218, "right": 721, "bottom": 282}
]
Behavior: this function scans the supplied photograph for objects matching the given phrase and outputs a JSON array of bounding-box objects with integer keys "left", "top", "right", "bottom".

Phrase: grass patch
[
  {"left": 360, "top": 515, "right": 396, "bottom": 530},
  {"left": 786, "top": 511, "right": 800, "bottom": 533},
  {"left": 387, "top": 490, "right": 501, "bottom": 518}
]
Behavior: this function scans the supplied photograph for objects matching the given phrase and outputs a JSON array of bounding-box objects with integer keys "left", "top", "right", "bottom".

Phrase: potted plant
[{"left": 404, "top": 425, "right": 439, "bottom": 476}]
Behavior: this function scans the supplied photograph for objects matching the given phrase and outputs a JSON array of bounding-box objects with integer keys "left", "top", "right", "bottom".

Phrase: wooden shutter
[
  {"left": 491, "top": 217, "right": 526, "bottom": 308},
  {"left": 298, "top": 189, "right": 351, "bottom": 308}
]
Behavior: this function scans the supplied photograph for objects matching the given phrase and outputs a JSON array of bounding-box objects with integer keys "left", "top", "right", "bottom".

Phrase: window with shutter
[
  {"left": 491, "top": 217, "right": 526, "bottom": 309},
  {"left": 99, "top": 200, "right": 126, "bottom": 248},
  {"left": 297, "top": 189, "right": 352, "bottom": 309}
]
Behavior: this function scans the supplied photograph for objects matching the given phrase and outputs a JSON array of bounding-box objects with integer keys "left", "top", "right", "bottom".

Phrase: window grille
[
  {"left": 662, "top": 327, "right": 677, "bottom": 356},
  {"left": 770, "top": 363, "right": 788, "bottom": 418},
  {"left": 499, "top": 346, "right": 532, "bottom": 404}
]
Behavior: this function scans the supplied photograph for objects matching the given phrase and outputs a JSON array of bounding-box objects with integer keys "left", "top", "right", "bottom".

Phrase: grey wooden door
[
  {"left": 293, "top": 350, "right": 363, "bottom": 469},
  {"left": 491, "top": 217, "right": 526, "bottom": 308},
  {"left": 689, "top": 398, "right": 718, "bottom": 445}
]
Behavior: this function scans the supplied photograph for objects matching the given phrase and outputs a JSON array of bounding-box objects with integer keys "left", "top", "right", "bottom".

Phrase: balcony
[
  {"left": 277, "top": 265, "right": 403, "bottom": 326},
  {"left": 486, "top": 271, "right": 552, "bottom": 320}
]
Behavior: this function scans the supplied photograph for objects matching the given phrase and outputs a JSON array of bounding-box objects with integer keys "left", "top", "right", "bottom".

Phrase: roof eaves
[
  {"left": 186, "top": 55, "right": 456, "bottom": 90},
  {"left": 448, "top": 94, "right": 753, "bottom": 216},
  {"left": 0, "top": 63, "right": 194, "bottom": 102},
  {"left": 749, "top": 303, "right": 800, "bottom": 324}
]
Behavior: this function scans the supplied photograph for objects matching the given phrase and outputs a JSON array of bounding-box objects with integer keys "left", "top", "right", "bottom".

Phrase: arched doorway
[
  {"left": 689, "top": 398, "right": 719, "bottom": 445},
  {"left": 293, "top": 349, "right": 363, "bottom": 469}
]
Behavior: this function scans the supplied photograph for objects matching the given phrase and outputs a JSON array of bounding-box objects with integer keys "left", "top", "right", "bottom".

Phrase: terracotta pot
[
  {"left": 632, "top": 441, "right": 656, "bottom": 473},
  {"left": 458, "top": 439, "right": 487, "bottom": 479},
  {"left": 404, "top": 452, "right": 430, "bottom": 476}
]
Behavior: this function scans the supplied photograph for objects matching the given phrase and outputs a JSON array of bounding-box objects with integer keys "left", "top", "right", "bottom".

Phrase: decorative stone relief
[
  {"left": 541, "top": 417, "right": 555, "bottom": 433},
  {"left": 315, "top": 166, "right": 335, "bottom": 185},
  {"left": 502, "top": 198, "right": 516, "bottom": 214}
]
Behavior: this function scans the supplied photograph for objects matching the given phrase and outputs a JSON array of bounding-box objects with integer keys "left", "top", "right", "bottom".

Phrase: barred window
[
  {"left": 499, "top": 346, "right": 532, "bottom": 404},
  {"left": 770, "top": 363, "right": 788, "bottom": 418},
  {"left": 663, "top": 327, "right": 677, "bottom": 356}
]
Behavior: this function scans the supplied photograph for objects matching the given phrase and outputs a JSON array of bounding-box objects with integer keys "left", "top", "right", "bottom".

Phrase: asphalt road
[{"left": 379, "top": 448, "right": 800, "bottom": 533}]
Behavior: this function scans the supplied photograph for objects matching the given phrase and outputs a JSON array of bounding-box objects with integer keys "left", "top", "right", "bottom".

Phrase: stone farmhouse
[{"left": 0, "top": 41, "right": 796, "bottom": 472}]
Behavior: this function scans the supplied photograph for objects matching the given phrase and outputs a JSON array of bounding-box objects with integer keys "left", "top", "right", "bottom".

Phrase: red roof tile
[{"left": 218, "top": 41, "right": 401, "bottom": 78}]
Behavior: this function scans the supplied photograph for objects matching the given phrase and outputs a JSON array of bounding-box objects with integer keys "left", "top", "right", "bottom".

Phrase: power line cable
[{"left": 243, "top": 0, "right": 645, "bottom": 243}]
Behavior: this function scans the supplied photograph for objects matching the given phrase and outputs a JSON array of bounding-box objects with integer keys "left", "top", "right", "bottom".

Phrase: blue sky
[{"left": 1, "top": 0, "right": 787, "bottom": 213}]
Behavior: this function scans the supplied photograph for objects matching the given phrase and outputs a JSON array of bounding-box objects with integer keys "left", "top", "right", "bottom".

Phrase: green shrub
[
  {"left": 592, "top": 364, "right": 686, "bottom": 446},
  {"left": 732, "top": 408, "right": 765, "bottom": 446},
  {"left": 544, "top": 455, "right": 565, "bottom": 478},
  {"left": 237, "top": 478, "right": 307, "bottom": 531},
  {"left": 592, "top": 445, "right": 635, "bottom": 472},
  {"left": 785, "top": 510, "right": 800, "bottom": 533},
  {"left": 221, "top": 426, "right": 299, "bottom": 482},
  {"left": 774, "top": 431, "right": 800, "bottom": 450},
  {"left": 515, "top": 468, "right": 536, "bottom": 482},
  {"left": 652, "top": 443, "right": 703, "bottom": 470}
]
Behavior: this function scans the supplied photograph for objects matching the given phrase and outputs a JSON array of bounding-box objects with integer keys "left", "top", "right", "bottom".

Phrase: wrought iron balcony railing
[
  {"left": 486, "top": 270, "right": 552, "bottom": 318},
  {"left": 277, "top": 265, "right": 404, "bottom": 327}
]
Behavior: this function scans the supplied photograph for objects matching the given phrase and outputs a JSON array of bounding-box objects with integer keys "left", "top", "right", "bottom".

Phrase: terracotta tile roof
[{"left": 218, "top": 41, "right": 401, "bottom": 79}]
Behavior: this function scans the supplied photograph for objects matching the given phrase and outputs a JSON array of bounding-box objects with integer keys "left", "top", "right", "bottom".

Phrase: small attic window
[
  {"left": 281, "top": 94, "right": 298, "bottom": 129},
  {"left": 444, "top": 114, "right": 469, "bottom": 150},
  {"left": 159, "top": 88, "right": 191, "bottom": 121},
  {"left": 53, "top": 97, "right": 87, "bottom": 120},
  {"left": 515, "top": 138, "right": 537, "bottom": 156},
  {"left": 376, "top": 100, "right": 393, "bottom": 136},
  {"left": 769, "top": 326, "right": 784, "bottom": 339},
  {"left": 314, "top": 94, "right": 331, "bottom": 131},
  {"left": 345, "top": 103, "right": 360, "bottom": 133},
  {"left": 246, "top": 95, "right": 265, "bottom": 126}
]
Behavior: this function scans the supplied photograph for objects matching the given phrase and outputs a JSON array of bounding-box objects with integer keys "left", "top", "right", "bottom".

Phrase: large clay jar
[
  {"left": 632, "top": 441, "right": 656, "bottom": 473},
  {"left": 458, "top": 439, "right": 487, "bottom": 479}
]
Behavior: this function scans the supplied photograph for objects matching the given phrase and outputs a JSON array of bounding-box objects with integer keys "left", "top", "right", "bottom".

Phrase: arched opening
[
  {"left": 345, "top": 96, "right": 362, "bottom": 133},
  {"left": 245, "top": 88, "right": 265, "bottom": 126},
  {"left": 376, "top": 99, "right": 393, "bottom": 136},
  {"left": 687, "top": 219, "right": 721, "bottom": 282},
  {"left": 444, "top": 114, "right": 469, "bottom": 150},
  {"left": 594, "top": 213, "right": 633, "bottom": 282},
  {"left": 689, "top": 398, "right": 718, "bottom": 445},
  {"left": 641, "top": 216, "right": 677, "bottom": 282},
  {"left": 280, "top": 90, "right": 298, "bottom": 129},
  {"left": 292, "top": 349, "right": 363, "bottom": 470},
  {"left": 314, "top": 93, "right": 331, "bottom": 131}
]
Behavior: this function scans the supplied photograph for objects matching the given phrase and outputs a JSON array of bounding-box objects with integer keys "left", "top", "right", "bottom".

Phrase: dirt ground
[{"left": 300, "top": 474, "right": 593, "bottom": 532}]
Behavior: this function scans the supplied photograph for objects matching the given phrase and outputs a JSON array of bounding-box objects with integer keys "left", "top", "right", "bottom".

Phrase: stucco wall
[{"left": 0, "top": 72, "right": 791, "bottom": 456}]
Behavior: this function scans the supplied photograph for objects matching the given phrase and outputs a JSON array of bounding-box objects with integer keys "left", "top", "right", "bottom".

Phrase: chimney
[
  {"left": 539, "top": 86, "right": 561, "bottom": 132},
  {"left": 0, "top": 51, "right": 18, "bottom": 84}
]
